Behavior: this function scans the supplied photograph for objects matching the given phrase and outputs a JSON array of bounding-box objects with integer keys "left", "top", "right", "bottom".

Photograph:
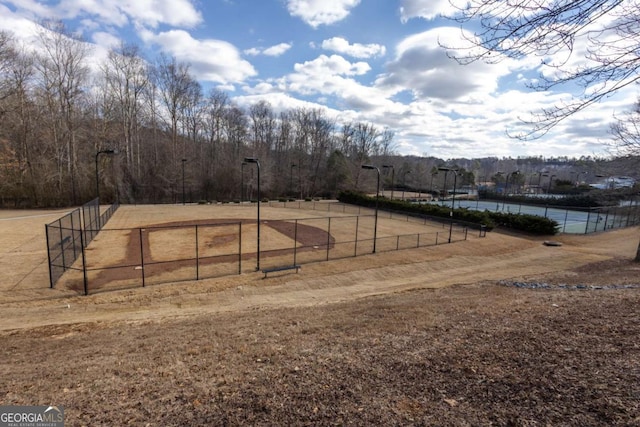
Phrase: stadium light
[
  {"left": 361, "top": 164, "right": 380, "bottom": 253},
  {"left": 244, "top": 157, "right": 261, "bottom": 270},
  {"left": 438, "top": 167, "right": 458, "bottom": 243}
]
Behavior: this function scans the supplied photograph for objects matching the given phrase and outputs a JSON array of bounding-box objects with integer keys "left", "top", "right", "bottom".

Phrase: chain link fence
[
  {"left": 49, "top": 206, "right": 468, "bottom": 295},
  {"left": 46, "top": 198, "right": 119, "bottom": 292}
]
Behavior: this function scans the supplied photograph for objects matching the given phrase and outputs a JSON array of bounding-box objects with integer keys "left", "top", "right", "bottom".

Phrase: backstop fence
[
  {"left": 46, "top": 198, "right": 119, "bottom": 290},
  {"left": 49, "top": 208, "right": 470, "bottom": 296}
]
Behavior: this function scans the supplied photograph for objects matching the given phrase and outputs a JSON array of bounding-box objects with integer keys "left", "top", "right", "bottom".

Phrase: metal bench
[{"left": 262, "top": 265, "right": 301, "bottom": 279}]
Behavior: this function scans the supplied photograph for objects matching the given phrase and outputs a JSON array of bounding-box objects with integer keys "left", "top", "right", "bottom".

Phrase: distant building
[{"left": 590, "top": 176, "right": 636, "bottom": 189}]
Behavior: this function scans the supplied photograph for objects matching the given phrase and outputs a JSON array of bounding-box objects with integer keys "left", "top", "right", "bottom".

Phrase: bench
[{"left": 262, "top": 265, "right": 301, "bottom": 279}]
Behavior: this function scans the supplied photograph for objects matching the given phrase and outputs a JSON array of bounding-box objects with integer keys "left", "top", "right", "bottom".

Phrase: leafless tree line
[{"left": 0, "top": 22, "right": 395, "bottom": 207}]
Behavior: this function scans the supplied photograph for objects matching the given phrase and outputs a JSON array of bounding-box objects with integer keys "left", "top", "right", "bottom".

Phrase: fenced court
[{"left": 53, "top": 202, "right": 472, "bottom": 295}]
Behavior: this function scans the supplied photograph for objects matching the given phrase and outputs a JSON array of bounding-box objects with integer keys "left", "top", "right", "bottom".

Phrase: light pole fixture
[
  {"left": 382, "top": 164, "right": 395, "bottom": 200},
  {"left": 438, "top": 167, "right": 458, "bottom": 243},
  {"left": 95, "top": 148, "right": 117, "bottom": 202},
  {"left": 181, "top": 158, "right": 187, "bottom": 205},
  {"left": 244, "top": 157, "right": 261, "bottom": 271},
  {"left": 503, "top": 170, "right": 520, "bottom": 211},
  {"left": 362, "top": 164, "right": 380, "bottom": 254},
  {"left": 290, "top": 163, "right": 297, "bottom": 198}
]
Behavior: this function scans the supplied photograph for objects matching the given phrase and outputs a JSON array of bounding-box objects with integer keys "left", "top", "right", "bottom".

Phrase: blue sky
[{"left": 0, "top": 0, "right": 636, "bottom": 159}]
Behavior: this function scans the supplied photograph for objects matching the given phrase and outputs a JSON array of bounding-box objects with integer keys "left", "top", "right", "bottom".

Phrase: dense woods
[{"left": 0, "top": 24, "right": 398, "bottom": 207}]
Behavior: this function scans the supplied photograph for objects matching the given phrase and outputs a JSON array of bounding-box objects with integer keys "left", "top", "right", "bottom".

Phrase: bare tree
[
  {"left": 101, "top": 43, "right": 148, "bottom": 177},
  {"left": 34, "top": 20, "right": 90, "bottom": 204},
  {"left": 610, "top": 98, "right": 640, "bottom": 157},
  {"left": 152, "top": 54, "right": 193, "bottom": 164},
  {"left": 248, "top": 100, "right": 276, "bottom": 156},
  {"left": 444, "top": 0, "right": 640, "bottom": 139}
]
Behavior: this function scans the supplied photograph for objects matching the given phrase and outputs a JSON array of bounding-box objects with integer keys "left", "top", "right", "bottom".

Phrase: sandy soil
[{"left": 0, "top": 204, "right": 639, "bottom": 425}]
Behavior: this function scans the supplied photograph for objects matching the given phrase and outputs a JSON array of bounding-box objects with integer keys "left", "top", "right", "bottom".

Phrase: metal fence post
[
  {"left": 585, "top": 210, "right": 591, "bottom": 234},
  {"left": 195, "top": 225, "right": 200, "bottom": 280},
  {"left": 326, "top": 217, "right": 331, "bottom": 261},
  {"left": 59, "top": 221, "right": 66, "bottom": 271},
  {"left": 70, "top": 212, "right": 77, "bottom": 260},
  {"left": 293, "top": 219, "right": 298, "bottom": 266},
  {"left": 80, "top": 227, "right": 88, "bottom": 295},
  {"left": 139, "top": 228, "right": 145, "bottom": 287},
  {"left": 354, "top": 216, "right": 359, "bottom": 257},
  {"left": 238, "top": 222, "right": 242, "bottom": 274},
  {"left": 45, "top": 224, "right": 54, "bottom": 288}
]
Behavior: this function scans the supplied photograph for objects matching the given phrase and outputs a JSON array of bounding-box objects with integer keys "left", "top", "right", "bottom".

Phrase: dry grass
[{"left": 0, "top": 204, "right": 639, "bottom": 425}]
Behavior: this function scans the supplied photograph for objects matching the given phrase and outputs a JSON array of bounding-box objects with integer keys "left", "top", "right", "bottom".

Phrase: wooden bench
[{"left": 262, "top": 265, "right": 301, "bottom": 279}]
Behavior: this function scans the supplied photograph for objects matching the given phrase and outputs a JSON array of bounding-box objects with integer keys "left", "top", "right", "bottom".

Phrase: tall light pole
[
  {"left": 438, "top": 167, "right": 458, "bottom": 243},
  {"left": 382, "top": 164, "right": 395, "bottom": 200},
  {"left": 181, "top": 158, "right": 187, "bottom": 205},
  {"left": 290, "top": 163, "right": 296, "bottom": 198},
  {"left": 362, "top": 164, "right": 380, "bottom": 253},
  {"left": 95, "top": 148, "right": 117, "bottom": 202},
  {"left": 244, "top": 157, "right": 261, "bottom": 270}
]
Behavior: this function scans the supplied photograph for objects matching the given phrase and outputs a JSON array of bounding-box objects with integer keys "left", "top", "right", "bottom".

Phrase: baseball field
[{"left": 0, "top": 203, "right": 638, "bottom": 425}]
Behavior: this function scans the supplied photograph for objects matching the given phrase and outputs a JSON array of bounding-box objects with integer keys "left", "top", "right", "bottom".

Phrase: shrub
[{"left": 338, "top": 190, "right": 558, "bottom": 235}]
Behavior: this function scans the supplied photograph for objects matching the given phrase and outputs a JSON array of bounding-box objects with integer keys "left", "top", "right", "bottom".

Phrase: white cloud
[
  {"left": 243, "top": 47, "right": 261, "bottom": 56},
  {"left": 399, "top": 0, "right": 462, "bottom": 22},
  {"left": 119, "top": 0, "right": 202, "bottom": 28},
  {"left": 286, "top": 0, "right": 361, "bottom": 28},
  {"left": 0, "top": 4, "right": 41, "bottom": 43},
  {"left": 262, "top": 43, "right": 292, "bottom": 56},
  {"left": 91, "top": 31, "right": 121, "bottom": 49},
  {"left": 244, "top": 43, "right": 292, "bottom": 57},
  {"left": 376, "top": 28, "right": 512, "bottom": 102},
  {"left": 2, "top": 0, "right": 201, "bottom": 29},
  {"left": 321, "top": 37, "right": 385, "bottom": 58},
  {"left": 293, "top": 54, "right": 370, "bottom": 77},
  {"left": 142, "top": 29, "right": 256, "bottom": 84}
]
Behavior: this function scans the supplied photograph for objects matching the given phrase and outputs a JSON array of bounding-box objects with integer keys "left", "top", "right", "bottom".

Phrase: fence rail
[{"left": 50, "top": 205, "right": 469, "bottom": 295}]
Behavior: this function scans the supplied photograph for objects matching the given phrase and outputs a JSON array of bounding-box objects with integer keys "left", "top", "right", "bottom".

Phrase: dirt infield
[{"left": 0, "top": 204, "right": 639, "bottom": 424}]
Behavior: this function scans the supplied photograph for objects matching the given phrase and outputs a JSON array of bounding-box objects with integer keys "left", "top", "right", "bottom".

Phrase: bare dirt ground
[{"left": 1, "top": 204, "right": 639, "bottom": 425}]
